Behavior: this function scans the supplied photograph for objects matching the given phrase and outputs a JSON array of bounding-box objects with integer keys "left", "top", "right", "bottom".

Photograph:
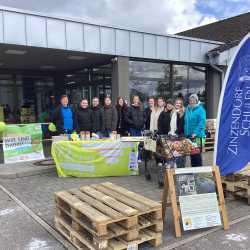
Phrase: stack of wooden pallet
[
  {"left": 204, "top": 119, "right": 216, "bottom": 152},
  {"left": 54, "top": 182, "right": 163, "bottom": 249},
  {"left": 222, "top": 168, "right": 250, "bottom": 204}
]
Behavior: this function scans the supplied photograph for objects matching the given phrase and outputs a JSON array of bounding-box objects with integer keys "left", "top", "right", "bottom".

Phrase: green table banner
[
  {"left": 3, "top": 124, "right": 44, "bottom": 163},
  {"left": 52, "top": 140, "right": 139, "bottom": 177}
]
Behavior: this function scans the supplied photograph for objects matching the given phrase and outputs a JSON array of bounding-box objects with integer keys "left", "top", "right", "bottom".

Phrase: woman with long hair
[
  {"left": 116, "top": 96, "right": 128, "bottom": 136},
  {"left": 103, "top": 96, "right": 118, "bottom": 137},
  {"left": 126, "top": 95, "right": 144, "bottom": 136}
]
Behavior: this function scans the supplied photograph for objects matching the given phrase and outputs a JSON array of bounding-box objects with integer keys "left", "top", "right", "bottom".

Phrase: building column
[
  {"left": 206, "top": 67, "right": 224, "bottom": 118},
  {"left": 111, "top": 57, "right": 129, "bottom": 103}
]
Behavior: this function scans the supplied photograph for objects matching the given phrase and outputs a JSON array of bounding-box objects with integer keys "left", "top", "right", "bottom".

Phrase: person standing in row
[
  {"left": 184, "top": 94, "right": 206, "bottom": 167},
  {"left": 174, "top": 98, "right": 185, "bottom": 136},
  {"left": 74, "top": 98, "right": 93, "bottom": 133},
  {"left": 126, "top": 95, "right": 144, "bottom": 136},
  {"left": 53, "top": 95, "right": 74, "bottom": 134},
  {"left": 144, "top": 97, "right": 155, "bottom": 131},
  {"left": 116, "top": 97, "right": 128, "bottom": 136},
  {"left": 150, "top": 97, "right": 165, "bottom": 132},
  {"left": 103, "top": 96, "right": 118, "bottom": 137},
  {"left": 158, "top": 99, "right": 175, "bottom": 135},
  {"left": 92, "top": 97, "right": 104, "bottom": 138}
]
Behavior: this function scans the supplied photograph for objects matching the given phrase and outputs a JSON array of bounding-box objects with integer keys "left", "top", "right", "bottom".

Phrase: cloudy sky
[{"left": 0, "top": 0, "right": 249, "bottom": 34}]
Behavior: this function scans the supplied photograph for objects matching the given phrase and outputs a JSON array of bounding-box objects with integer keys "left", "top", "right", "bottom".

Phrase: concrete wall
[
  {"left": 206, "top": 67, "right": 224, "bottom": 118},
  {"left": 111, "top": 57, "right": 129, "bottom": 103}
]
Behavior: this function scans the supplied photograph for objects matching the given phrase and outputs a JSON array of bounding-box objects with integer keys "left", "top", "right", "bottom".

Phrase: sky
[{"left": 0, "top": 0, "right": 249, "bottom": 34}]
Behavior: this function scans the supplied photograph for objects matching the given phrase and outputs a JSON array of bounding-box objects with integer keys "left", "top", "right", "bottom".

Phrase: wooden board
[{"left": 162, "top": 166, "right": 229, "bottom": 237}]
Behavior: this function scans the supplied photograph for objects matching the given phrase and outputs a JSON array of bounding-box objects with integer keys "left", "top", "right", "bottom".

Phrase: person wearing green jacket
[{"left": 184, "top": 94, "right": 206, "bottom": 167}]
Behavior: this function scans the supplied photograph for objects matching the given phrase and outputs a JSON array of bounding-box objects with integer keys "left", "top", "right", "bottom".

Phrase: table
[{"left": 51, "top": 139, "right": 139, "bottom": 177}]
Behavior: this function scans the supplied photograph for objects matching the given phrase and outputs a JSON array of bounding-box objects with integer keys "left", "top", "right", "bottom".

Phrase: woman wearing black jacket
[
  {"left": 116, "top": 97, "right": 128, "bottom": 136},
  {"left": 103, "top": 96, "right": 118, "bottom": 137},
  {"left": 158, "top": 99, "right": 184, "bottom": 136},
  {"left": 126, "top": 95, "right": 144, "bottom": 136},
  {"left": 74, "top": 98, "right": 93, "bottom": 133}
]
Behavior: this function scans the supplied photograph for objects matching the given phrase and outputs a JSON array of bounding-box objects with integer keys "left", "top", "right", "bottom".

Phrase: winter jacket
[
  {"left": 144, "top": 107, "right": 152, "bottom": 130},
  {"left": 126, "top": 105, "right": 145, "bottom": 130},
  {"left": 103, "top": 105, "right": 118, "bottom": 131},
  {"left": 158, "top": 110, "right": 184, "bottom": 136},
  {"left": 116, "top": 105, "right": 128, "bottom": 134},
  {"left": 176, "top": 112, "right": 185, "bottom": 136},
  {"left": 75, "top": 107, "right": 93, "bottom": 133},
  {"left": 184, "top": 104, "right": 206, "bottom": 138},
  {"left": 158, "top": 111, "right": 171, "bottom": 135},
  {"left": 52, "top": 105, "right": 75, "bottom": 134},
  {"left": 92, "top": 106, "right": 104, "bottom": 132},
  {"left": 150, "top": 107, "right": 164, "bottom": 131}
]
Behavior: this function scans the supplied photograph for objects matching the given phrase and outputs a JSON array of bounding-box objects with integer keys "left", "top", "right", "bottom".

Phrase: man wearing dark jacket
[
  {"left": 91, "top": 97, "right": 104, "bottom": 137},
  {"left": 75, "top": 98, "right": 93, "bottom": 133},
  {"left": 53, "top": 95, "right": 74, "bottom": 134}
]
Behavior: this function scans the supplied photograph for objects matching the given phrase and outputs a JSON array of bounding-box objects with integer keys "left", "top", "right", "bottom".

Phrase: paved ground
[
  {"left": 1, "top": 152, "right": 250, "bottom": 249},
  {"left": 0, "top": 188, "right": 64, "bottom": 250}
]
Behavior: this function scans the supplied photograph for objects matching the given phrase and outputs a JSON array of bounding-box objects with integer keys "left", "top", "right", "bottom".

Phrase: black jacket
[
  {"left": 144, "top": 107, "right": 152, "bottom": 130},
  {"left": 158, "top": 111, "right": 171, "bottom": 135},
  {"left": 126, "top": 105, "right": 145, "bottom": 130},
  {"left": 103, "top": 105, "right": 118, "bottom": 131},
  {"left": 116, "top": 105, "right": 128, "bottom": 133},
  {"left": 158, "top": 111, "right": 185, "bottom": 135},
  {"left": 75, "top": 107, "right": 93, "bottom": 133},
  {"left": 92, "top": 106, "right": 104, "bottom": 132},
  {"left": 52, "top": 105, "right": 75, "bottom": 134},
  {"left": 176, "top": 112, "right": 185, "bottom": 136}
]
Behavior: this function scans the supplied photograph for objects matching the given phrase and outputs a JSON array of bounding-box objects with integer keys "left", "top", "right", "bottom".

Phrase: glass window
[
  {"left": 129, "top": 60, "right": 207, "bottom": 107},
  {"left": 173, "top": 65, "right": 206, "bottom": 105},
  {"left": 188, "top": 66, "right": 206, "bottom": 104},
  {"left": 129, "top": 61, "right": 171, "bottom": 104}
]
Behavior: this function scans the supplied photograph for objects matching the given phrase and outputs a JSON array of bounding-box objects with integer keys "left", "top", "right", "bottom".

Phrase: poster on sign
[
  {"left": 175, "top": 167, "right": 221, "bottom": 231},
  {"left": 214, "top": 33, "right": 250, "bottom": 176},
  {"left": 3, "top": 124, "right": 44, "bottom": 163}
]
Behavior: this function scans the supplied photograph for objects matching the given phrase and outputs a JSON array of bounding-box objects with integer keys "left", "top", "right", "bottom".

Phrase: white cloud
[{"left": 0, "top": 0, "right": 222, "bottom": 34}]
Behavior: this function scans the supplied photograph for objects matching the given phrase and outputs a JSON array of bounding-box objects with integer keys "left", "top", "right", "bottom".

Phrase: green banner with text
[
  {"left": 3, "top": 124, "right": 44, "bottom": 163},
  {"left": 52, "top": 140, "right": 139, "bottom": 177}
]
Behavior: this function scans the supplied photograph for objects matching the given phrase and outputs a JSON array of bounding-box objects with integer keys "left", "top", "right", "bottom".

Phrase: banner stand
[{"left": 161, "top": 166, "right": 229, "bottom": 238}]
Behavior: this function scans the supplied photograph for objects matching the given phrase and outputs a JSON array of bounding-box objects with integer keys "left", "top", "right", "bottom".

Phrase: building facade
[{"left": 0, "top": 6, "right": 226, "bottom": 123}]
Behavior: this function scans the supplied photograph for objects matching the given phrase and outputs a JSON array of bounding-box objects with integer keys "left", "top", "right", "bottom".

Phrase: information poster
[
  {"left": 3, "top": 124, "right": 44, "bottom": 163},
  {"left": 52, "top": 140, "right": 139, "bottom": 177},
  {"left": 175, "top": 167, "right": 222, "bottom": 231}
]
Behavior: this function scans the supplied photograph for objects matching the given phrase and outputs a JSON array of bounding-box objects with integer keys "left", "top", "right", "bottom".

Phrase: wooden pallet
[
  {"left": 55, "top": 215, "right": 162, "bottom": 250},
  {"left": 222, "top": 171, "right": 250, "bottom": 204},
  {"left": 204, "top": 137, "right": 215, "bottom": 152},
  {"left": 55, "top": 182, "right": 163, "bottom": 249}
]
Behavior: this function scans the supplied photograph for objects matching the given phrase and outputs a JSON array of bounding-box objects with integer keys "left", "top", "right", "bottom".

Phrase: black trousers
[
  {"left": 190, "top": 153, "right": 202, "bottom": 167},
  {"left": 190, "top": 137, "right": 203, "bottom": 167}
]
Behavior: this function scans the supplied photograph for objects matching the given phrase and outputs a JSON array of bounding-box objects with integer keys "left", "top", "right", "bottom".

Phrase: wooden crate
[
  {"left": 54, "top": 182, "right": 163, "bottom": 249},
  {"left": 222, "top": 170, "right": 250, "bottom": 205}
]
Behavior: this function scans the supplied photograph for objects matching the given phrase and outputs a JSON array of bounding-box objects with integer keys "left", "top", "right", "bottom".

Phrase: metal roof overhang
[{"left": 0, "top": 6, "right": 224, "bottom": 71}]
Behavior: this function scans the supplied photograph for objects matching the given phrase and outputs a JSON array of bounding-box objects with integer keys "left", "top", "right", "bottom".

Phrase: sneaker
[{"left": 138, "top": 159, "right": 142, "bottom": 163}]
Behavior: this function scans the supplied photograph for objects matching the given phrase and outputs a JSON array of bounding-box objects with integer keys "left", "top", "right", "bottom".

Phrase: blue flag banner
[{"left": 214, "top": 33, "right": 250, "bottom": 176}]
